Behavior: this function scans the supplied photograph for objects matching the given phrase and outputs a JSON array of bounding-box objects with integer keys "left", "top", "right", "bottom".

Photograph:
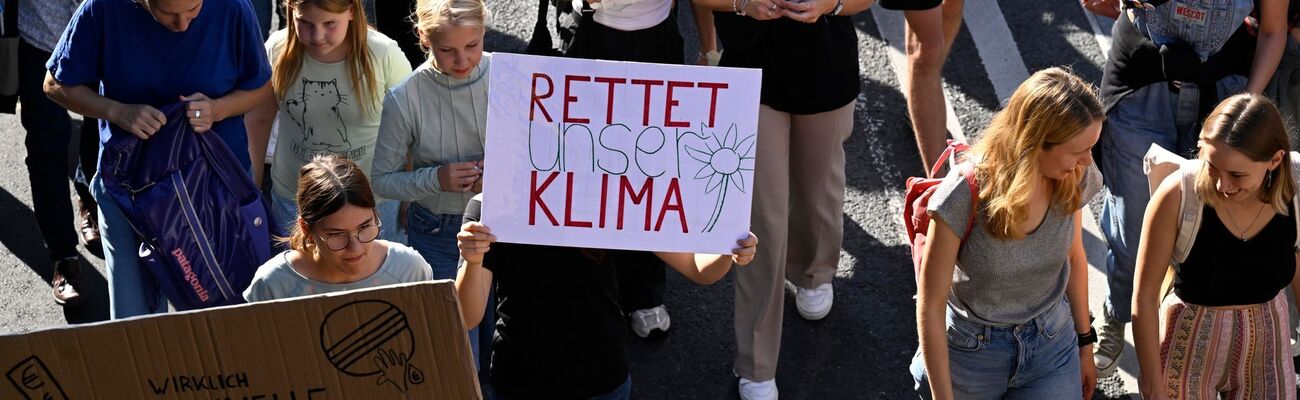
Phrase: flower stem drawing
[{"left": 685, "top": 123, "right": 756, "bottom": 233}]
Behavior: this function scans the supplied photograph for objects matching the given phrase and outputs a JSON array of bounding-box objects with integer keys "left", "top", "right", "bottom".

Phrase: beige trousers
[{"left": 734, "top": 102, "right": 855, "bottom": 381}]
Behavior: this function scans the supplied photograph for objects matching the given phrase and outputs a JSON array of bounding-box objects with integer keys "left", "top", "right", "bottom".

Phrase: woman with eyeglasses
[{"left": 243, "top": 153, "right": 432, "bottom": 302}]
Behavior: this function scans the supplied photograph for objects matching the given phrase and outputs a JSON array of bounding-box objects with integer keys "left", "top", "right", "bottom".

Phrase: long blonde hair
[
  {"left": 973, "top": 67, "right": 1103, "bottom": 240},
  {"left": 1195, "top": 94, "right": 1294, "bottom": 215},
  {"left": 273, "top": 0, "right": 380, "bottom": 117}
]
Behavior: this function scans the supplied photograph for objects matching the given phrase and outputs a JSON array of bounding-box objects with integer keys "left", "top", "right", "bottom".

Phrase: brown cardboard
[{"left": 0, "top": 281, "right": 481, "bottom": 399}]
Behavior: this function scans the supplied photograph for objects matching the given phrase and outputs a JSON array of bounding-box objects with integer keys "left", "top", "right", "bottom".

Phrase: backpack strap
[{"left": 1172, "top": 160, "right": 1205, "bottom": 265}]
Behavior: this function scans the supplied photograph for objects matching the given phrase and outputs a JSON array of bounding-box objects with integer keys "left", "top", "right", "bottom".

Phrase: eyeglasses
[{"left": 313, "top": 220, "right": 382, "bottom": 251}]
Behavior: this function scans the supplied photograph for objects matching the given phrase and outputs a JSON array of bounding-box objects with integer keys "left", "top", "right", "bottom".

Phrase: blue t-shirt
[{"left": 46, "top": 0, "right": 271, "bottom": 170}]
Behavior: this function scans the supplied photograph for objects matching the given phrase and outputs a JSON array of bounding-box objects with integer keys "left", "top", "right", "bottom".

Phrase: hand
[
  {"left": 1082, "top": 0, "right": 1120, "bottom": 19},
  {"left": 779, "top": 0, "right": 836, "bottom": 23},
  {"left": 470, "top": 161, "right": 484, "bottom": 193},
  {"left": 1078, "top": 345, "right": 1097, "bottom": 400},
  {"left": 743, "top": 0, "right": 786, "bottom": 21},
  {"left": 108, "top": 103, "right": 167, "bottom": 139},
  {"left": 437, "top": 161, "right": 483, "bottom": 193},
  {"left": 457, "top": 222, "right": 496, "bottom": 265},
  {"left": 1140, "top": 373, "right": 1169, "bottom": 400},
  {"left": 180, "top": 93, "right": 219, "bottom": 133},
  {"left": 372, "top": 348, "right": 411, "bottom": 391},
  {"left": 731, "top": 232, "right": 758, "bottom": 265}
]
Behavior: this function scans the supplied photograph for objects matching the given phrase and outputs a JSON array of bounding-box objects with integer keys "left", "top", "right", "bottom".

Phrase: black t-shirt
[
  {"left": 1177, "top": 204, "right": 1297, "bottom": 307},
  {"left": 713, "top": 12, "right": 860, "bottom": 115},
  {"left": 464, "top": 197, "right": 635, "bottom": 399}
]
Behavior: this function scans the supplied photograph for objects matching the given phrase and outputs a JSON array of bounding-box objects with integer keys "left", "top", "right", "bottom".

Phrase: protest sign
[
  {"left": 482, "top": 53, "right": 762, "bottom": 254},
  {"left": 0, "top": 281, "right": 480, "bottom": 399}
]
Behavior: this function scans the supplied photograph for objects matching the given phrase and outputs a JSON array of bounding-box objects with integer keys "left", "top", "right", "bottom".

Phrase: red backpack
[{"left": 903, "top": 141, "right": 979, "bottom": 282}]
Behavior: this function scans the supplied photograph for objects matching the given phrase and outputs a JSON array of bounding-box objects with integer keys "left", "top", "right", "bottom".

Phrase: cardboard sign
[
  {"left": 0, "top": 281, "right": 480, "bottom": 399},
  {"left": 482, "top": 53, "right": 763, "bottom": 254}
]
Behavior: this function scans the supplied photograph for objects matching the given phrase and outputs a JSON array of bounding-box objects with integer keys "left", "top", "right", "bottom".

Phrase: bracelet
[
  {"left": 1077, "top": 326, "right": 1098, "bottom": 348},
  {"left": 734, "top": 0, "right": 746, "bottom": 15}
]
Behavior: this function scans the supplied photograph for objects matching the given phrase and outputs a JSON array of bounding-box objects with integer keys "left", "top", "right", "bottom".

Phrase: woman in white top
[{"left": 245, "top": 0, "right": 413, "bottom": 242}]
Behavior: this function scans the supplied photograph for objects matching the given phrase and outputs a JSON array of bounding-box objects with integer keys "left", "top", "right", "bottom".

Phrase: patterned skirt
[{"left": 1159, "top": 291, "right": 1295, "bottom": 400}]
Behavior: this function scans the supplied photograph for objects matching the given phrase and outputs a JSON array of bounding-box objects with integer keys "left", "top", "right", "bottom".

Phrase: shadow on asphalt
[{"left": 0, "top": 185, "right": 110, "bottom": 325}]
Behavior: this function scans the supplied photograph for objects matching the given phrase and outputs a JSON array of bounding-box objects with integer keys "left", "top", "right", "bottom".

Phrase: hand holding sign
[
  {"left": 457, "top": 222, "right": 496, "bottom": 265},
  {"left": 438, "top": 161, "right": 483, "bottom": 193},
  {"left": 731, "top": 232, "right": 758, "bottom": 266}
]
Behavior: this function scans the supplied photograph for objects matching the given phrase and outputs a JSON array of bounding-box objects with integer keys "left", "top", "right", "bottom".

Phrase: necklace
[{"left": 1221, "top": 201, "right": 1269, "bottom": 241}]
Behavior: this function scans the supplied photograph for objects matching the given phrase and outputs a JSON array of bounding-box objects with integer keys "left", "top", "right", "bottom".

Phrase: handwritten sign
[{"left": 482, "top": 53, "right": 762, "bottom": 254}]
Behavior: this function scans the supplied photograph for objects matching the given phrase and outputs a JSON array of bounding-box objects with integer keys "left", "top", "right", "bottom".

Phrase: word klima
[{"left": 529, "top": 171, "right": 689, "bottom": 233}]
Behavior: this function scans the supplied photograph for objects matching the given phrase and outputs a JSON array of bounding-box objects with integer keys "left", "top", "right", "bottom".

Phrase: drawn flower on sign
[{"left": 685, "top": 124, "right": 756, "bottom": 233}]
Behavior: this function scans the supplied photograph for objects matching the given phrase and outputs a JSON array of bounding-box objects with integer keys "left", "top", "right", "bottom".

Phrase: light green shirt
[
  {"left": 242, "top": 242, "right": 433, "bottom": 302},
  {"left": 266, "top": 28, "right": 413, "bottom": 200},
  {"left": 371, "top": 54, "right": 490, "bottom": 215}
]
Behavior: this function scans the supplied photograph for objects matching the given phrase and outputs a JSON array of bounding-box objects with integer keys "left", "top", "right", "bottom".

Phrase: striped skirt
[{"left": 1159, "top": 291, "right": 1295, "bottom": 400}]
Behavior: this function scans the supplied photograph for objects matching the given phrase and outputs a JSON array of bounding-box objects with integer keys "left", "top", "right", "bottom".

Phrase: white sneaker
[
  {"left": 795, "top": 283, "right": 833, "bottom": 321},
  {"left": 738, "top": 378, "right": 778, "bottom": 400},
  {"left": 630, "top": 305, "right": 671, "bottom": 338}
]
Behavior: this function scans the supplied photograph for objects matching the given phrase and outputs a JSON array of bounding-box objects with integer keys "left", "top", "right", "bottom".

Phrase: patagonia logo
[
  {"left": 171, "top": 248, "right": 211, "bottom": 302},
  {"left": 1172, "top": 3, "right": 1207, "bottom": 25}
]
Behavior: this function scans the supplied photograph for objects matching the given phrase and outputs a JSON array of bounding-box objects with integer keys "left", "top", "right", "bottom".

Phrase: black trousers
[{"left": 18, "top": 38, "right": 99, "bottom": 262}]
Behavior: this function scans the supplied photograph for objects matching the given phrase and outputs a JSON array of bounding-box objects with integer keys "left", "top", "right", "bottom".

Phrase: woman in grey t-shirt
[
  {"left": 910, "top": 68, "right": 1104, "bottom": 399},
  {"left": 244, "top": 154, "right": 432, "bottom": 303}
]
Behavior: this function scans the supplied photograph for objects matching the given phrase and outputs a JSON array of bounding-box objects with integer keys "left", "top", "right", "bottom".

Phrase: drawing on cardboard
[
  {"left": 320, "top": 300, "right": 426, "bottom": 393},
  {"left": 6, "top": 356, "right": 68, "bottom": 400},
  {"left": 683, "top": 123, "right": 756, "bottom": 232}
]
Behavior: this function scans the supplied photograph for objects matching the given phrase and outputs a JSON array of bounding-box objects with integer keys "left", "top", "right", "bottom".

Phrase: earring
[{"left": 1266, "top": 169, "right": 1275, "bottom": 189}]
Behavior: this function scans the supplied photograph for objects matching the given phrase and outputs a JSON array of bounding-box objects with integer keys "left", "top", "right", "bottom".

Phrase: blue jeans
[
  {"left": 493, "top": 374, "right": 632, "bottom": 400},
  {"left": 407, "top": 204, "right": 494, "bottom": 377},
  {"left": 268, "top": 190, "right": 408, "bottom": 245},
  {"left": 910, "top": 300, "right": 1080, "bottom": 399},
  {"left": 91, "top": 173, "right": 168, "bottom": 318},
  {"left": 1098, "top": 76, "right": 1246, "bottom": 323}
]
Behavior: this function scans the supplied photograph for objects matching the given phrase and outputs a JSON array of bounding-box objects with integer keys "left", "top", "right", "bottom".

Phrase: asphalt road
[{"left": 0, "top": 1, "right": 1148, "bottom": 398}]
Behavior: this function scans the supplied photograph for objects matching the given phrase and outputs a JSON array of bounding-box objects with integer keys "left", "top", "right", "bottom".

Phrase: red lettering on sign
[
  {"left": 531, "top": 73, "right": 554, "bottom": 123},
  {"left": 654, "top": 178, "right": 688, "bottom": 233},
  {"left": 618, "top": 175, "right": 653, "bottom": 231},
  {"left": 530, "top": 171, "right": 560, "bottom": 226}
]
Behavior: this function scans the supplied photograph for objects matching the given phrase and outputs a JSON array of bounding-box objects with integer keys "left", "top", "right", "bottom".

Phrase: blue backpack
[{"left": 99, "top": 102, "right": 281, "bottom": 310}]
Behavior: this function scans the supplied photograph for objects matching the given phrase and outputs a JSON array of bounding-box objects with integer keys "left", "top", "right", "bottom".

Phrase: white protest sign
[{"left": 481, "top": 53, "right": 762, "bottom": 254}]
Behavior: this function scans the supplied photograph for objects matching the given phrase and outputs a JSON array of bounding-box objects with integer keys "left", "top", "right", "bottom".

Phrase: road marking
[{"left": 962, "top": 0, "right": 1030, "bottom": 102}]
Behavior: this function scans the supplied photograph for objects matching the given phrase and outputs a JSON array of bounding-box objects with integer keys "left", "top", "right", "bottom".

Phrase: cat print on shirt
[{"left": 285, "top": 78, "right": 351, "bottom": 151}]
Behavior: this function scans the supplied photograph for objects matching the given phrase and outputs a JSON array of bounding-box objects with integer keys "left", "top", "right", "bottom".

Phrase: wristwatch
[
  {"left": 831, "top": 0, "right": 844, "bottom": 16},
  {"left": 1077, "top": 327, "right": 1097, "bottom": 348}
]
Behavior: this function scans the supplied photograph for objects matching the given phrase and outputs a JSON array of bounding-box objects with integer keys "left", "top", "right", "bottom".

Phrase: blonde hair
[
  {"left": 973, "top": 67, "right": 1103, "bottom": 241},
  {"left": 282, "top": 154, "right": 378, "bottom": 253},
  {"left": 1195, "top": 94, "right": 1294, "bottom": 215},
  {"left": 412, "top": 0, "right": 490, "bottom": 55},
  {"left": 273, "top": 0, "right": 380, "bottom": 117}
]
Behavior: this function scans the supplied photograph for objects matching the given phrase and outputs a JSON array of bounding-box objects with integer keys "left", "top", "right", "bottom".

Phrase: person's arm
[
  {"left": 917, "top": 215, "right": 960, "bottom": 400},
  {"left": 1132, "top": 175, "right": 1181, "bottom": 400},
  {"left": 455, "top": 221, "right": 496, "bottom": 328},
  {"left": 1247, "top": 0, "right": 1289, "bottom": 94},
  {"left": 45, "top": 75, "right": 167, "bottom": 140},
  {"left": 370, "top": 93, "right": 481, "bottom": 202},
  {"left": 691, "top": 1, "right": 720, "bottom": 66},
  {"left": 1066, "top": 210, "right": 1096, "bottom": 400},
  {"left": 1081, "top": 0, "right": 1120, "bottom": 20},
  {"left": 654, "top": 232, "right": 758, "bottom": 284},
  {"left": 179, "top": 81, "right": 273, "bottom": 134},
  {"left": 244, "top": 90, "right": 277, "bottom": 187}
]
